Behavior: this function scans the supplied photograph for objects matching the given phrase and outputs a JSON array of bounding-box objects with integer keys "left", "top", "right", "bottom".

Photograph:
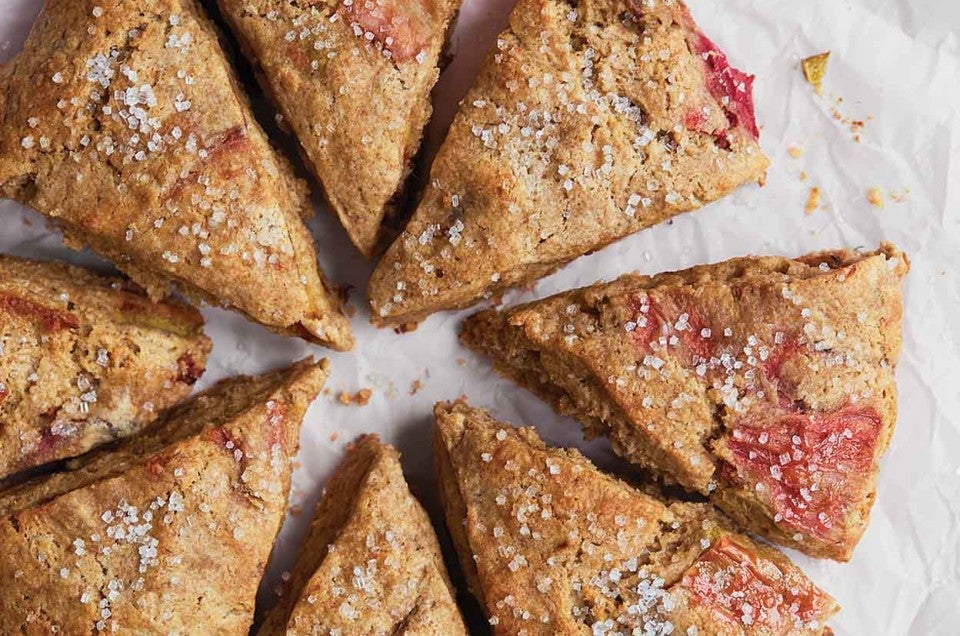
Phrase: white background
[{"left": 2, "top": 0, "right": 959, "bottom": 633}]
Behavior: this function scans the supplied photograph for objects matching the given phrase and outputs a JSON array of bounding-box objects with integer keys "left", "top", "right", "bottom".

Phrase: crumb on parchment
[
  {"left": 788, "top": 146, "right": 804, "bottom": 158},
  {"left": 801, "top": 51, "right": 830, "bottom": 95},
  {"left": 337, "top": 388, "right": 373, "bottom": 406},
  {"left": 867, "top": 187, "right": 884, "bottom": 208},
  {"left": 805, "top": 187, "right": 821, "bottom": 214}
]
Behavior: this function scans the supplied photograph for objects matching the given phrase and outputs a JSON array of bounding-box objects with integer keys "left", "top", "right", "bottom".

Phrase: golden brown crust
[
  {"left": 368, "top": 0, "right": 769, "bottom": 325},
  {"left": 214, "top": 0, "right": 462, "bottom": 257},
  {"left": 461, "top": 244, "right": 909, "bottom": 560},
  {"left": 433, "top": 401, "right": 838, "bottom": 635},
  {"left": 0, "top": 0, "right": 353, "bottom": 349},
  {"left": 259, "top": 434, "right": 467, "bottom": 635},
  {"left": 0, "top": 357, "right": 327, "bottom": 634},
  {"left": 0, "top": 254, "right": 210, "bottom": 482}
]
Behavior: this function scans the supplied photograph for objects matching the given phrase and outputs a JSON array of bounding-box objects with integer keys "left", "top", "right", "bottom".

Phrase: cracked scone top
[
  {"left": 433, "top": 402, "right": 838, "bottom": 635},
  {"left": 462, "top": 244, "right": 909, "bottom": 561},
  {"left": 258, "top": 435, "right": 467, "bottom": 635},
  {"left": 369, "top": 0, "right": 768, "bottom": 326},
  {"left": 0, "top": 0, "right": 352, "bottom": 350},
  {"left": 214, "top": 0, "right": 462, "bottom": 257},
  {"left": 0, "top": 254, "right": 210, "bottom": 482},
  {"left": 0, "top": 358, "right": 327, "bottom": 635}
]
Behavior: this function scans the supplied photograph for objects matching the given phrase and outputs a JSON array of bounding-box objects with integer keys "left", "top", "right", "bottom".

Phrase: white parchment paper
[{"left": 2, "top": 0, "right": 959, "bottom": 633}]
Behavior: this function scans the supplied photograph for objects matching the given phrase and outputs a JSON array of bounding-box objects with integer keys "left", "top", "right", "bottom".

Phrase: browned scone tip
[
  {"left": 0, "top": 0, "right": 353, "bottom": 350},
  {"left": 214, "top": 0, "right": 463, "bottom": 258},
  {"left": 460, "top": 243, "right": 908, "bottom": 561},
  {"left": 368, "top": 0, "right": 769, "bottom": 327},
  {"left": 0, "top": 357, "right": 327, "bottom": 635},
  {"left": 258, "top": 434, "right": 467, "bottom": 635},
  {"left": 433, "top": 401, "right": 840, "bottom": 635},
  {"left": 0, "top": 254, "right": 211, "bottom": 482}
]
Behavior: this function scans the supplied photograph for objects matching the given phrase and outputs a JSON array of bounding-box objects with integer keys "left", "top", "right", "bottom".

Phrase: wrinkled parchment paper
[{"left": 2, "top": 0, "right": 959, "bottom": 633}]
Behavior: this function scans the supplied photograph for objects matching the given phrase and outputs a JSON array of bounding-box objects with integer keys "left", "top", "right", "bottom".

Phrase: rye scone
[
  {"left": 0, "top": 358, "right": 327, "bottom": 635},
  {"left": 259, "top": 434, "right": 467, "bottom": 635},
  {"left": 214, "top": 0, "right": 462, "bottom": 257},
  {"left": 0, "top": 254, "right": 210, "bottom": 482},
  {"left": 0, "top": 0, "right": 352, "bottom": 349},
  {"left": 461, "top": 244, "right": 909, "bottom": 561},
  {"left": 434, "top": 402, "right": 839, "bottom": 635},
  {"left": 368, "top": 0, "right": 768, "bottom": 327}
]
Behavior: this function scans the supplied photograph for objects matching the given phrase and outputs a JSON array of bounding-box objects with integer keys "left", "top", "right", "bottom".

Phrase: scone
[
  {"left": 214, "top": 0, "right": 462, "bottom": 256},
  {"left": 434, "top": 401, "right": 839, "bottom": 635},
  {"left": 461, "top": 244, "right": 908, "bottom": 560},
  {"left": 369, "top": 0, "right": 768, "bottom": 326},
  {"left": 0, "top": 358, "right": 327, "bottom": 634},
  {"left": 0, "top": 0, "right": 353, "bottom": 350},
  {"left": 258, "top": 435, "right": 467, "bottom": 635},
  {"left": 0, "top": 254, "right": 210, "bottom": 482}
]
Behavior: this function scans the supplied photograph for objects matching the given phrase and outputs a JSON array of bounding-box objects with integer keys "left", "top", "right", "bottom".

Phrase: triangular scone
[
  {"left": 461, "top": 244, "right": 909, "bottom": 560},
  {"left": 434, "top": 402, "right": 839, "bottom": 635},
  {"left": 214, "top": 0, "right": 462, "bottom": 257},
  {"left": 259, "top": 435, "right": 467, "bottom": 635},
  {"left": 0, "top": 254, "right": 210, "bottom": 482},
  {"left": 368, "top": 0, "right": 768, "bottom": 326},
  {"left": 0, "top": 358, "right": 327, "bottom": 634},
  {"left": 0, "top": 0, "right": 352, "bottom": 349}
]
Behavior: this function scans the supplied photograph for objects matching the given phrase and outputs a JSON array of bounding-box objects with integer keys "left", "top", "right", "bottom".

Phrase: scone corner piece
[
  {"left": 258, "top": 433, "right": 467, "bottom": 636},
  {"left": 460, "top": 243, "right": 908, "bottom": 561},
  {"left": 368, "top": 0, "right": 769, "bottom": 327},
  {"left": 0, "top": 254, "right": 212, "bottom": 481},
  {"left": 0, "top": 0, "right": 352, "bottom": 350},
  {"left": 213, "top": 0, "right": 464, "bottom": 258},
  {"left": 432, "top": 401, "right": 839, "bottom": 635},
  {"left": 0, "top": 357, "right": 327, "bottom": 634}
]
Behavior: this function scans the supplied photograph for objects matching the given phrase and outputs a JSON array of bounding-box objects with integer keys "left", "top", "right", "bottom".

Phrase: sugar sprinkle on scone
[
  {"left": 369, "top": 0, "right": 769, "bottom": 326},
  {"left": 0, "top": 358, "right": 327, "bottom": 634},
  {"left": 214, "top": 0, "right": 462, "bottom": 257},
  {"left": 0, "top": 0, "right": 353, "bottom": 349},
  {"left": 461, "top": 244, "right": 909, "bottom": 560},
  {"left": 434, "top": 401, "right": 839, "bottom": 635},
  {"left": 0, "top": 254, "right": 210, "bottom": 482},
  {"left": 258, "top": 434, "right": 467, "bottom": 635}
]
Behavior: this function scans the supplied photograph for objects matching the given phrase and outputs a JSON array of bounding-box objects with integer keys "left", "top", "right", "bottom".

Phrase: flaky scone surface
[
  {"left": 215, "top": 0, "right": 461, "bottom": 256},
  {"left": 369, "top": 0, "right": 768, "bottom": 325},
  {"left": 462, "top": 244, "right": 908, "bottom": 560},
  {"left": 0, "top": 0, "right": 352, "bottom": 349},
  {"left": 434, "top": 401, "right": 839, "bottom": 635},
  {"left": 0, "top": 358, "right": 327, "bottom": 634},
  {"left": 0, "top": 254, "right": 210, "bottom": 481},
  {"left": 259, "top": 434, "right": 467, "bottom": 635}
]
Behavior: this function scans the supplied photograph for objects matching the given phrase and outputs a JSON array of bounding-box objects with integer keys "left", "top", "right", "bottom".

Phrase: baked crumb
[
  {"left": 337, "top": 388, "right": 373, "bottom": 406},
  {"left": 866, "top": 187, "right": 884, "bottom": 208},
  {"left": 805, "top": 186, "right": 821, "bottom": 214},
  {"left": 410, "top": 379, "right": 423, "bottom": 395},
  {"left": 801, "top": 51, "right": 830, "bottom": 95},
  {"left": 788, "top": 146, "right": 804, "bottom": 158}
]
